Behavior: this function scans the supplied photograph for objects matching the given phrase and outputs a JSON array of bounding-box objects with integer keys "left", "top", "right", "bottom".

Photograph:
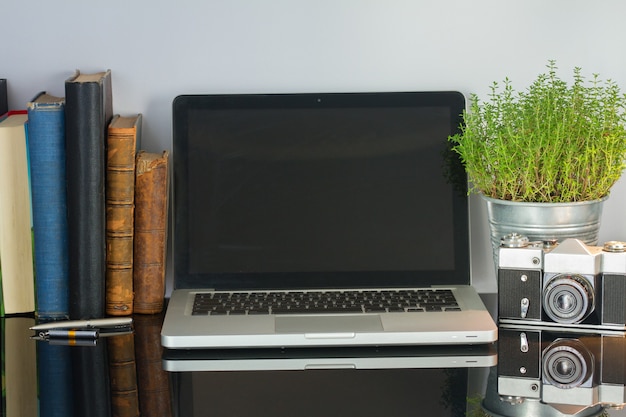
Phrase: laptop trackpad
[{"left": 275, "top": 315, "right": 383, "bottom": 334}]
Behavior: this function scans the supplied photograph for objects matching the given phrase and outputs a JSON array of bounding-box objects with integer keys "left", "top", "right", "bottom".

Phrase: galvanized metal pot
[{"left": 483, "top": 195, "right": 607, "bottom": 270}]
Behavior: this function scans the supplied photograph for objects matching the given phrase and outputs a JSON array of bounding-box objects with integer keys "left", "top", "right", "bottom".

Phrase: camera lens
[
  {"left": 543, "top": 274, "right": 594, "bottom": 324},
  {"left": 543, "top": 339, "right": 593, "bottom": 389}
]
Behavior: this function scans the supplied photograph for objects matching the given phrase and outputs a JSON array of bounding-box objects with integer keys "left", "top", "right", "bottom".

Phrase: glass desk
[{"left": 3, "top": 295, "right": 626, "bottom": 417}]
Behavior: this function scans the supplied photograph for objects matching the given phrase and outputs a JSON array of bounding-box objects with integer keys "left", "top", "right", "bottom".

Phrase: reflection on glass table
[
  {"left": 172, "top": 366, "right": 493, "bottom": 417},
  {"left": 490, "top": 326, "right": 626, "bottom": 417},
  {"left": 2, "top": 314, "right": 172, "bottom": 417}
]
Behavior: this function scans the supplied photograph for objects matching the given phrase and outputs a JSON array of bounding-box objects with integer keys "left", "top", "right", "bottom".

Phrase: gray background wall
[{"left": 2, "top": 0, "right": 626, "bottom": 293}]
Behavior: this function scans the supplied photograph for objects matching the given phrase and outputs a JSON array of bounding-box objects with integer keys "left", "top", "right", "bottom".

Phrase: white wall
[{"left": 2, "top": 0, "right": 626, "bottom": 293}]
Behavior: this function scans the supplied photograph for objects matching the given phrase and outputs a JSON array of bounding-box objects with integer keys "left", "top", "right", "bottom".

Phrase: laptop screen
[{"left": 172, "top": 92, "right": 468, "bottom": 290}]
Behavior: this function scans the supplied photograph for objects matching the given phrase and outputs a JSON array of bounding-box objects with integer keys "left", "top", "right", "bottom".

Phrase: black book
[
  {"left": 71, "top": 342, "right": 111, "bottom": 417},
  {"left": 0, "top": 79, "right": 7, "bottom": 115},
  {"left": 65, "top": 70, "right": 113, "bottom": 319}
]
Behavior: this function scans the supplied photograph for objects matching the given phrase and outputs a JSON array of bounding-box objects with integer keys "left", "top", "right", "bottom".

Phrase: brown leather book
[
  {"left": 133, "top": 312, "right": 172, "bottom": 417},
  {"left": 107, "top": 332, "right": 140, "bottom": 417},
  {"left": 133, "top": 151, "right": 170, "bottom": 314},
  {"left": 106, "top": 114, "right": 142, "bottom": 316}
]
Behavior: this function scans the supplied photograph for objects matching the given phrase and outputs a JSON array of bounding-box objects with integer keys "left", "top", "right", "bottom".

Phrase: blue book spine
[
  {"left": 36, "top": 340, "right": 74, "bottom": 417},
  {"left": 27, "top": 93, "right": 69, "bottom": 319}
]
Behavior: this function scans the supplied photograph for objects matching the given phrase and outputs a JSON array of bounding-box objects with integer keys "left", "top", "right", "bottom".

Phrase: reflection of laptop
[
  {"left": 163, "top": 344, "right": 497, "bottom": 372},
  {"left": 161, "top": 91, "right": 497, "bottom": 349},
  {"left": 170, "top": 364, "right": 492, "bottom": 417}
]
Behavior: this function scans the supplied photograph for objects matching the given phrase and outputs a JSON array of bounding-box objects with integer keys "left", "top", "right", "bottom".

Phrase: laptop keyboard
[{"left": 191, "top": 289, "right": 460, "bottom": 316}]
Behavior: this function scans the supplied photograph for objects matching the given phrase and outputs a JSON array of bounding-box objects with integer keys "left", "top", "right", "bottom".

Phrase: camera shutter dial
[
  {"left": 500, "top": 233, "right": 530, "bottom": 248},
  {"left": 543, "top": 274, "right": 595, "bottom": 324},
  {"left": 603, "top": 241, "right": 626, "bottom": 253}
]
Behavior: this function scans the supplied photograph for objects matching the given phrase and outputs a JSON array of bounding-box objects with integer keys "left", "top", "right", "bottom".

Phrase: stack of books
[
  {"left": 0, "top": 73, "right": 170, "bottom": 320},
  {"left": 1, "top": 73, "right": 173, "bottom": 417}
]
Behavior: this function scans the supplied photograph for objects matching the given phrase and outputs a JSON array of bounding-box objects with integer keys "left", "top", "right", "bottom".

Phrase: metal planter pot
[{"left": 483, "top": 195, "right": 607, "bottom": 270}]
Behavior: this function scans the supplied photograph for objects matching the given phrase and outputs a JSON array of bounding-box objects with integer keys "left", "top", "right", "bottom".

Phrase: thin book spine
[
  {"left": 134, "top": 312, "right": 172, "bottom": 416},
  {"left": 0, "top": 112, "right": 35, "bottom": 316},
  {"left": 108, "top": 332, "right": 140, "bottom": 417},
  {"left": 27, "top": 93, "right": 70, "bottom": 319},
  {"left": 105, "top": 114, "right": 142, "bottom": 316},
  {"left": 64, "top": 70, "right": 113, "bottom": 319},
  {"left": 2, "top": 317, "right": 38, "bottom": 417},
  {"left": 70, "top": 337, "right": 111, "bottom": 417},
  {"left": 0, "top": 78, "right": 7, "bottom": 115},
  {"left": 133, "top": 151, "right": 170, "bottom": 314},
  {"left": 36, "top": 336, "right": 74, "bottom": 417}
]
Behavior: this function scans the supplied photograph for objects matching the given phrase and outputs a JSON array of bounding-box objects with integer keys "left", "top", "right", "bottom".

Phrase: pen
[
  {"left": 32, "top": 329, "right": 100, "bottom": 346},
  {"left": 32, "top": 327, "right": 134, "bottom": 345},
  {"left": 30, "top": 317, "right": 133, "bottom": 331},
  {"left": 46, "top": 338, "right": 98, "bottom": 346},
  {"left": 46, "top": 329, "right": 99, "bottom": 339}
]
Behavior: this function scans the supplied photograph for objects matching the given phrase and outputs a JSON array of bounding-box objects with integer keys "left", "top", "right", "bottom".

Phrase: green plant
[{"left": 448, "top": 60, "right": 626, "bottom": 203}]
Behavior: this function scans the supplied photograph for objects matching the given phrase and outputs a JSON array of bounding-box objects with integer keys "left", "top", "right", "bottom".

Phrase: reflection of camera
[
  {"left": 498, "top": 328, "right": 626, "bottom": 409},
  {"left": 498, "top": 234, "right": 626, "bottom": 331}
]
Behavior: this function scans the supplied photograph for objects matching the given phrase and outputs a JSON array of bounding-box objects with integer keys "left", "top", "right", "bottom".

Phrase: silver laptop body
[
  {"left": 162, "top": 342, "right": 497, "bottom": 372},
  {"left": 162, "top": 91, "right": 497, "bottom": 349}
]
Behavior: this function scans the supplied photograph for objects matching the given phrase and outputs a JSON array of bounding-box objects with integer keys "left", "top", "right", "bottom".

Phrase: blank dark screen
[{"left": 173, "top": 93, "right": 468, "bottom": 289}]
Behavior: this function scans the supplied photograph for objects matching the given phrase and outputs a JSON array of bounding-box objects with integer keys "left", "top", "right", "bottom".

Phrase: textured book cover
[
  {"left": 65, "top": 70, "right": 113, "bottom": 319},
  {"left": 0, "top": 78, "right": 7, "bottom": 115},
  {"left": 108, "top": 332, "right": 140, "bottom": 417},
  {"left": 71, "top": 341, "right": 111, "bottom": 417},
  {"left": 36, "top": 336, "right": 74, "bottom": 417},
  {"left": 1, "top": 317, "right": 38, "bottom": 417},
  {"left": 133, "top": 151, "right": 170, "bottom": 314},
  {"left": 106, "top": 114, "right": 142, "bottom": 316},
  {"left": 0, "top": 111, "right": 35, "bottom": 316},
  {"left": 134, "top": 312, "right": 172, "bottom": 417},
  {"left": 27, "top": 92, "right": 70, "bottom": 319}
]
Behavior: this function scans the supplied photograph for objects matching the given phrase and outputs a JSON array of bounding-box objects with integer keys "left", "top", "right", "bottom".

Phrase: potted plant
[{"left": 448, "top": 61, "right": 626, "bottom": 263}]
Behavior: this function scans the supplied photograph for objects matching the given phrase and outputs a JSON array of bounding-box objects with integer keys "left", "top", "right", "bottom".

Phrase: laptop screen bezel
[{"left": 172, "top": 91, "right": 469, "bottom": 290}]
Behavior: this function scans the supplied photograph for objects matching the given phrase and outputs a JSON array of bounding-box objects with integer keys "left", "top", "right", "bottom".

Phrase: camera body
[
  {"left": 498, "top": 234, "right": 626, "bottom": 331},
  {"left": 498, "top": 327, "right": 626, "bottom": 409}
]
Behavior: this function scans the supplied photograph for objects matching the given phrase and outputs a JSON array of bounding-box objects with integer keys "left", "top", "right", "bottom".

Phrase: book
[
  {"left": 133, "top": 151, "right": 170, "bottom": 314},
  {"left": 0, "top": 111, "right": 35, "bottom": 316},
  {"left": 71, "top": 340, "right": 111, "bottom": 417},
  {"left": 134, "top": 312, "right": 172, "bottom": 417},
  {"left": 108, "top": 332, "right": 140, "bottom": 417},
  {"left": 1, "top": 317, "right": 38, "bottom": 417},
  {"left": 36, "top": 334, "right": 74, "bottom": 417},
  {"left": 106, "top": 114, "right": 142, "bottom": 316},
  {"left": 0, "top": 78, "right": 7, "bottom": 115},
  {"left": 27, "top": 92, "right": 70, "bottom": 319},
  {"left": 65, "top": 70, "right": 113, "bottom": 319}
]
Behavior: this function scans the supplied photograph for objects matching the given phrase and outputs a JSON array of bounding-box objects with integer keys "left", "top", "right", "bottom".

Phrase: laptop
[
  {"left": 170, "top": 366, "right": 491, "bottom": 417},
  {"left": 161, "top": 91, "right": 497, "bottom": 349},
  {"left": 163, "top": 344, "right": 497, "bottom": 372}
]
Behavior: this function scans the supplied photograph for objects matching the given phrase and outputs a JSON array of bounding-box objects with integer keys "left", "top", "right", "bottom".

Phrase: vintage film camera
[
  {"left": 498, "top": 233, "right": 626, "bottom": 331},
  {"left": 498, "top": 327, "right": 626, "bottom": 411}
]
